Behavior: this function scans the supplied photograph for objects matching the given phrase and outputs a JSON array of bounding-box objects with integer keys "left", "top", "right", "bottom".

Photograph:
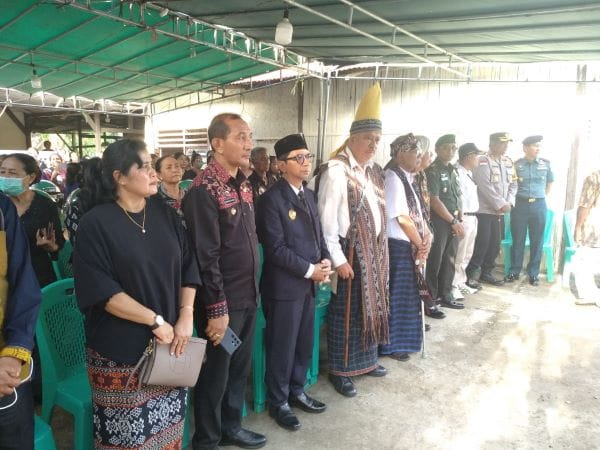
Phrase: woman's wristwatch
[{"left": 150, "top": 314, "right": 165, "bottom": 330}]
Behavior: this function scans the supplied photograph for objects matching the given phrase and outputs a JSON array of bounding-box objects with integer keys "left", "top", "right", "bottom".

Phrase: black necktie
[
  {"left": 298, "top": 190, "right": 320, "bottom": 257},
  {"left": 298, "top": 190, "right": 309, "bottom": 212}
]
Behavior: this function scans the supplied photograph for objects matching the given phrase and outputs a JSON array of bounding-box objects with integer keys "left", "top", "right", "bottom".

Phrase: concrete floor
[{"left": 51, "top": 273, "right": 600, "bottom": 449}]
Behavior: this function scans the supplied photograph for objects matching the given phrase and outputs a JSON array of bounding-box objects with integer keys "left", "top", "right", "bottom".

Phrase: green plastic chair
[
  {"left": 30, "top": 188, "right": 56, "bottom": 202},
  {"left": 501, "top": 209, "right": 555, "bottom": 282},
  {"left": 52, "top": 240, "right": 73, "bottom": 280},
  {"left": 562, "top": 209, "right": 577, "bottom": 287},
  {"left": 179, "top": 179, "right": 193, "bottom": 191},
  {"left": 36, "top": 278, "right": 93, "bottom": 450},
  {"left": 251, "top": 245, "right": 330, "bottom": 410},
  {"left": 252, "top": 244, "right": 267, "bottom": 412},
  {"left": 32, "top": 180, "right": 60, "bottom": 193},
  {"left": 34, "top": 415, "right": 57, "bottom": 450},
  {"left": 308, "top": 283, "right": 331, "bottom": 385}
]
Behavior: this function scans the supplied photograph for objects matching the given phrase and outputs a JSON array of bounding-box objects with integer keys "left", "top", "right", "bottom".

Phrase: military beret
[
  {"left": 458, "top": 143, "right": 483, "bottom": 159},
  {"left": 522, "top": 135, "right": 543, "bottom": 146},
  {"left": 435, "top": 134, "right": 456, "bottom": 147},
  {"left": 489, "top": 132, "right": 512, "bottom": 143},
  {"left": 274, "top": 133, "right": 308, "bottom": 159}
]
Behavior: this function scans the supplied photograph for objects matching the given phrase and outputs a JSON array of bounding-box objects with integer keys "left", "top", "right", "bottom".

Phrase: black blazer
[{"left": 256, "top": 178, "right": 330, "bottom": 301}]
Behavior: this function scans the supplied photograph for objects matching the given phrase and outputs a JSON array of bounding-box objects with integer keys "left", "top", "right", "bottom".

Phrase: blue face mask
[{"left": 0, "top": 176, "right": 26, "bottom": 196}]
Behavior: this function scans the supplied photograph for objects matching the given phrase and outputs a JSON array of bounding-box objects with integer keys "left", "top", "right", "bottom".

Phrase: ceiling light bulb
[
  {"left": 275, "top": 9, "right": 293, "bottom": 46},
  {"left": 159, "top": 7, "right": 169, "bottom": 17},
  {"left": 31, "top": 69, "right": 42, "bottom": 89}
]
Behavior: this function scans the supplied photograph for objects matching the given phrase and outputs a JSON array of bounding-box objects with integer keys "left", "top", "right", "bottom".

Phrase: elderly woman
[
  {"left": 380, "top": 134, "right": 436, "bottom": 361},
  {"left": 152, "top": 155, "right": 186, "bottom": 220},
  {"left": 0, "top": 153, "right": 64, "bottom": 287},
  {"left": 73, "top": 139, "right": 201, "bottom": 449}
]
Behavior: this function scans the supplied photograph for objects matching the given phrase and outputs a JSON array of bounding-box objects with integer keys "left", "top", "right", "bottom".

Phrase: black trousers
[
  {"left": 426, "top": 214, "right": 459, "bottom": 299},
  {"left": 192, "top": 306, "right": 257, "bottom": 450},
  {"left": 0, "top": 382, "right": 34, "bottom": 450},
  {"left": 466, "top": 213, "right": 502, "bottom": 277},
  {"left": 263, "top": 291, "right": 315, "bottom": 407}
]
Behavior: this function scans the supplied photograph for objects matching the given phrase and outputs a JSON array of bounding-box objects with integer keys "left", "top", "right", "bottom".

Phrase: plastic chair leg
[
  {"left": 73, "top": 405, "right": 94, "bottom": 450},
  {"left": 502, "top": 243, "right": 511, "bottom": 275},
  {"left": 545, "top": 248, "right": 555, "bottom": 282},
  {"left": 252, "top": 327, "right": 266, "bottom": 413},
  {"left": 34, "top": 416, "right": 57, "bottom": 450},
  {"left": 182, "top": 390, "right": 191, "bottom": 449}
]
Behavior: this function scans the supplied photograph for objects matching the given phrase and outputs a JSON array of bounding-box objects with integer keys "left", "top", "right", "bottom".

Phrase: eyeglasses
[{"left": 284, "top": 154, "right": 314, "bottom": 164}]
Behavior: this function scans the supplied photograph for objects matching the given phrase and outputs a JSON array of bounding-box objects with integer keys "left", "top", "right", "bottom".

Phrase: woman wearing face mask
[{"left": 0, "top": 153, "right": 65, "bottom": 287}]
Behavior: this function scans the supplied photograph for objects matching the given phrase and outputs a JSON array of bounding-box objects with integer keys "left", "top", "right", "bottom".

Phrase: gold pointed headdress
[{"left": 349, "top": 83, "right": 382, "bottom": 135}]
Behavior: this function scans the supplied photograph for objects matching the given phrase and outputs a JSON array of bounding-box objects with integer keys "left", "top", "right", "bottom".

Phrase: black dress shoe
[
  {"left": 479, "top": 273, "right": 505, "bottom": 286},
  {"left": 268, "top": 402, "right": 301, "bottom": 431},
  {"left": 504, "top": 273, "right": 519, "bottom": 283},
  {"left": 289, "top": 393, "right": 326, "bottom": 413},
  {"left": 529, "top": 276, "right": 540, "bottom": 286},
  {"left": 425, "top": 306, "right": 446, "bottom": 319},
  {"left": 366, "top": 364, "right": 387, "bottom": 377},
  {"left": 219, "top": 428, "right": 267, "bottom": 449},
  {"left": 328, "top": 374, "right": 357, "bottom": 397},
  {"left": 390, "top": 352, "right": 410, "bottom": 361},
  {"left": 465, "top": 279, "right": 483, "bottom": 290},
  {"left": 440, "top": 298, "right": 465, "bottom": 309}
]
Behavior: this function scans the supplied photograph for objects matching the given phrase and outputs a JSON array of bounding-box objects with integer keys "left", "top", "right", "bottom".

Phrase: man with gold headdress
[
  {"left": 312, "top": 84, "right": 389, "bottom": 397},
  {"left": 0, "top": 192, "right": 41, "bottom": 448}
]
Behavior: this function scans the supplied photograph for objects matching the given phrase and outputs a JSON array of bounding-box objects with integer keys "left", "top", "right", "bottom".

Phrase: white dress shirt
[
  {"left": 315, "top": 148, "right": 383, "bottom": 268},
  {"left": 385, "top": 168, "right": 424, "bottom": 242},
  {"left": 457, "top": 164, "right": 479, "bottom": 213}
]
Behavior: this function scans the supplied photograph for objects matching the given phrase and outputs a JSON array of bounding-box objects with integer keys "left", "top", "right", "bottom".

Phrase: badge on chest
[{"left": 288, "top": 209, "right": 297, "bottom": 220}]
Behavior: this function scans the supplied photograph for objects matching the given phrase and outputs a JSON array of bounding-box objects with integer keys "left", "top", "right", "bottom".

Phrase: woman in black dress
[
  {"left": 73, "top": 139, "right": 201, "bottom": 449},
  {"left": 0, "top": 153, "right": 64, "bottom": 287}
]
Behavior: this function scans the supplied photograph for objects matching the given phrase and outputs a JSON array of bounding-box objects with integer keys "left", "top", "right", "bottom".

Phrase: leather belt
[
  {"left": 516, "top": 197, "right": 544, "bottom": 203},
  {"left": 463, "top": 212, "right": 477, "bottom": 216}
]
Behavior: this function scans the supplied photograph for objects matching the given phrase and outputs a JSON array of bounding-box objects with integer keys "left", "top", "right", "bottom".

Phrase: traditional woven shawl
[
  {"left": 335, "top": 152, "right": 389, "bottom": 347},
  {"left": 389, "top": 166, "right": 436, "bottom": 308}
]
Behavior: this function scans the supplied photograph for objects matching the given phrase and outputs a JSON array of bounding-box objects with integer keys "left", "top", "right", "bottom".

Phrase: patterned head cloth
[
  {"left": 390, "top": 133, "right": 420, "bottom": 157},
  {"left": 349, "top": 83, "right": 382, "bottom": 135}
]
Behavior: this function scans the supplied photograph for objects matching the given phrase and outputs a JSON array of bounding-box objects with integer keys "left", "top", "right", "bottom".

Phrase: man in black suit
[{"left": 256, "top": 134, "right": 332, "bottom": 432}]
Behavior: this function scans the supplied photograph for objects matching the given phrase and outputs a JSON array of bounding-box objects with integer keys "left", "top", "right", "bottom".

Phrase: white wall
[
  {"left": 0, "top": 110, "right": 26, "bottom": 149},
  {"left": 148, "top": 82, "right": 300, "bottom": 153}
]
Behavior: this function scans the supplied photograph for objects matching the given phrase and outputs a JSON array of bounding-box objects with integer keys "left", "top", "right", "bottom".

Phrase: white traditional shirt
[
  {"left": 314, "top": 148, "right": 382, "bottom": 268},
  {"left": 385, "top": 168, "right": 423, "bottom": 242},
  {"left": 457, "top": 163, "right": 479, "bottom": 214}
]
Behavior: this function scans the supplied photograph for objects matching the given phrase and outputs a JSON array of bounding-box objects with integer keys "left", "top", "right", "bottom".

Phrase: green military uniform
[{"left": 425, "top": 134, "right": 463, "bottom": 304}]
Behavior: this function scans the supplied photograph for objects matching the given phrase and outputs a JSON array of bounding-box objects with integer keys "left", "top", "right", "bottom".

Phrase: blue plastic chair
[
  {"left": 502, "top": 209, "right": 555, "bottom": 281},
  {"left": 36, "top": 278, "right": 93, "bottom": 450}
]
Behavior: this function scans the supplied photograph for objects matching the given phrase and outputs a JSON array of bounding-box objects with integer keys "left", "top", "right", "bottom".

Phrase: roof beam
[
  {"left": 0, "top": 3, "right": 39, "bottom": 34},
  {"left": 0, "top": 44, "right": 219, "bottom": 92},
  {"left": 57, "top": 0, "right": 323, "bottom": 79},
  {"left": 284, "top": 0, "right": 469, "bottom": 78}
]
